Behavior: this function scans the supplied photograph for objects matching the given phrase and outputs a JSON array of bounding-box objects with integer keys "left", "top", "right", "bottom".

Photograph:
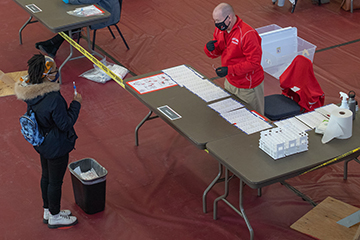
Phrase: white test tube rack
[{"left": 259, "top": 125, "right": 308, "bottom": 160}]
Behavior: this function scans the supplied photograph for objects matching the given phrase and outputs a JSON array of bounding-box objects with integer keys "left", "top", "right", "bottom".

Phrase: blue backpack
[{"left": 19, "top": 108, "right": 44, "bottom": 146}]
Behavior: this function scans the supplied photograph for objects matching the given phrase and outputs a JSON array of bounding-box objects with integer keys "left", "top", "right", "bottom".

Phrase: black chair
[
  {"left": 92, "top": 0, "right": 129, "bottom": 50},
  {"left": 264, "top": 55, "right": 324, "bottom": 121},
  {"left": 291, "top": 0, "right": 322, "bottom": 13}
]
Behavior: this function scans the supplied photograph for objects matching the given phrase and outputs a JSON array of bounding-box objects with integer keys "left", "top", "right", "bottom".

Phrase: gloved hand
[
  {"left": 216, "top": 67, "right": 228, "bottom": 78},
  {"left": 206, "top": 40, "right": 217, "bottom": 52},
  {"left": 63, "top": 0, "right": 69, "bottom": 3}
]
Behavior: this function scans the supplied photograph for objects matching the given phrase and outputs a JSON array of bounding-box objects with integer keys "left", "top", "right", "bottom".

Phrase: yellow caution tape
[
  {"left": 59, "top": 31, "right": 125, "bottom": 88},
  {"left": 301, "top": 147, "right": 360, "bottom": 175}
]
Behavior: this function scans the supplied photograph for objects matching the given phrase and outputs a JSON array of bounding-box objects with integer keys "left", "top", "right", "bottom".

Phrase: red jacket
[
  {"left": 280, "top": 55, "right": 325, "bottom": 112},
  {"left": 204, "top": 16, "right": 264, "bottom": 89}
]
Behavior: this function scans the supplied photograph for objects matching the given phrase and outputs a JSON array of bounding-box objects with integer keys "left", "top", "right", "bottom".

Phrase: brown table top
[
  {"left": 206, "top": 114, "right": 360, "bottom": 189},
  {"left": 124, "top": 67, "right": 249, "bottom": 149},
  {"left": 14, "top": 0, "right": 110, "bottom": 32}
]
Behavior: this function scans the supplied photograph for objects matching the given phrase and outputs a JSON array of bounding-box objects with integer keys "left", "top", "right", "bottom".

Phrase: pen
[{"left": 73, "top": 81, "right": 77, "bottom": 95}]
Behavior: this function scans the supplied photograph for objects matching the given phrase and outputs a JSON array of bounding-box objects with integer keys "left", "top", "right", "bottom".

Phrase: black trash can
[{"left": 68, "top": 158, "right": 108, "bottom": 214}]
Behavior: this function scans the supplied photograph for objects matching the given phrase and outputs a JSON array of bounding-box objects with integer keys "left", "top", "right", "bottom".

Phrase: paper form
[
  {"left": 315, "top": 103, "right": 340, "bottom": 118},
  {"left": 126, "top": 73, "right": 177, "bottom": 94},
  {"left": 295, "top": 111, "right": 328, "bottom": 129},
  {"left": 162, "top": 65, "right": 230, "bottom": 102},
  {"left": 274, "top": 117, "right": 312, "bottom": 132},
  {"left": 221, "top": 108, "right": 272, "bottom": 135},
  {"left": 208, "top": 98, "right": 244, "bottom": 114}
]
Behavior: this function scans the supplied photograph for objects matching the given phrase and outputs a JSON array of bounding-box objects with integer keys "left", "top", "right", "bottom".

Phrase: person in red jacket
[{"left": 204, "top": 3, "right": 265, "bottom": 115}]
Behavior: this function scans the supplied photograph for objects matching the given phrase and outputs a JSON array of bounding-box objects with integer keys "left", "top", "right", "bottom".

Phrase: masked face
[
  {"left": 46, "top": 69, "right": 59, "bottom": 82},
  {"left": 215, "top": 15, "right": 230, "bottom": 31},
  {"left": 49, "top": 71, "right": 59, "bottom": 82},
  {"left": 43, "top": 56, "right": 59, "bottom": 82}
]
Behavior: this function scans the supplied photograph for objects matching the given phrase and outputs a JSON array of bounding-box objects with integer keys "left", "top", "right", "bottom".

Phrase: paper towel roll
[{"left": 321, "top": 109, "right": 353, "bottom": 144}]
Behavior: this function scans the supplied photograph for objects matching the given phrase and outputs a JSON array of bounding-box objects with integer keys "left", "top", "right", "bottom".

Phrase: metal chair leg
[
  {"left": 107, "top": 26, "right": 116, "bottom": 39},
  {"left": 114, "top": 25, "right": 130, "bottom": 50},
  {"left": 291, "top": 0, "right": 298, "bottom": 13}
]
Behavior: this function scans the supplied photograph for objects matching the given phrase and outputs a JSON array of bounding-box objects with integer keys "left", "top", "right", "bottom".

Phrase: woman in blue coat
[{"left": 14, "top": 54, "right": 82, "bottom": 228}]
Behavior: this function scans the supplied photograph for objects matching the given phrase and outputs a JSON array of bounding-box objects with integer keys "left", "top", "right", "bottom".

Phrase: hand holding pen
[{"left": 73, "top": 81, "right": 82, "bottom": 104}]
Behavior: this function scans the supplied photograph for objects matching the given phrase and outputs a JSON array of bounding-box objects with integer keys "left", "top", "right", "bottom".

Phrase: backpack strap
[
  {"left": 26, "top": 104, "right": 31, "bottom": 115},
  {"left": 26, "top": 103, "right": 54, "bottom": 137}
]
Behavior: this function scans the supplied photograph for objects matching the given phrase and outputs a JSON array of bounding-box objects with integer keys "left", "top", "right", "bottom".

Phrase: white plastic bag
[
  {"left": 80, "top": 58, "right": 129, "bottom": 83},
  {"left": 67, "top": 5, "right": 104, "bottom": 17}
]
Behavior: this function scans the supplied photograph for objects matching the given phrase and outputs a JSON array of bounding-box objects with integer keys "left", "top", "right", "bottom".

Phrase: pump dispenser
[{"left": 339, "top": 92, "right": 349, "bottom": 109}]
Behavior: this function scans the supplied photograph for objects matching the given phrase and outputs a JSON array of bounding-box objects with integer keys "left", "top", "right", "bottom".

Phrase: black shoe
[{"left": 35, "top": 41, "right": 58, "bottom": 58}]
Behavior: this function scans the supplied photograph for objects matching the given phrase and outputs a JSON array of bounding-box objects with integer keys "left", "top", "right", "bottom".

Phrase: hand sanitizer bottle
[{"left": 339, "top": 92, "right": 349, "bottom": 109}]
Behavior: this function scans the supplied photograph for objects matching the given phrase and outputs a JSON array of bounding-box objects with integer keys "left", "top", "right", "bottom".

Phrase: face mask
[
  {"left": 215, "top": 15, "right": 230, "bottom": 31},
  {"left": 48, "top": 71, "right": 59, "bottom": 82}
]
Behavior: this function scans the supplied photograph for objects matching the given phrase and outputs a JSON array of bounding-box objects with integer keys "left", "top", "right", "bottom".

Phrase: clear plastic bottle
[
  {"left": 339, "top": 92, "right": 349, "bottom": 109},
  {"left": 348, "top": 90, "right": 356, "bottom": 120}
]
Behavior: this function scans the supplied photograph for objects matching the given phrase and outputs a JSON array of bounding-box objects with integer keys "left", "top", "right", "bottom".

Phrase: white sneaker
[
  {"left": 48, "top": 213, "right": 78, "bottom": 229},
  {"left": 43, "top": 209, "right": 72, "bottom": 224}
]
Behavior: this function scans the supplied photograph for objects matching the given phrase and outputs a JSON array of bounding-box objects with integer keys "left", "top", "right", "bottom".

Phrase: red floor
[{"left": 1, "top": 0, "right": 360, "bottom": 239}]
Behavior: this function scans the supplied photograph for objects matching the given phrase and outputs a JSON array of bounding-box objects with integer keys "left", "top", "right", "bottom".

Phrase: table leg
[
  {"left": 344, "top": 157, "right": 360, "bottom": 180},
  {"left": 135, "top": 110, "right": 159, "bottom": 146},
  {"left": 344, "top": 159, "right": 350, "bottom": 180},
  {"left": 59, "top": 29, "right": 74, "bottom": 84},
  {"left": 281, "top": 181, "right": 317, "bottom": 207},
  {"left": 59, "top": 27, "right": 105, "bottom": 84},
  {"left": 212, "top": 167, "right": 255, "bottom": 240},
  {"left": 19, "top": 16, "right": 38, "bottom": 45},
  {"left": 240, "top": 179, "right": 254, "bottom": 240},
  {"left": 213, "top": 167, "right": 229, "bottom": 220},
  {"left": 203, "top": 163, "right": 223, "bottom": 213}
]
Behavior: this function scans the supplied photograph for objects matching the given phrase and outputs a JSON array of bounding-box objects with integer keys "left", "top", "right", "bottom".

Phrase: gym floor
[{"left": 1, "top": 0, "right": 360, "bottom": 239}]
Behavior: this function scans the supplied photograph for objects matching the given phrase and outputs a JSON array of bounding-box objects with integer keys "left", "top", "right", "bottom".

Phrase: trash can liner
[{"left": 69, "top": 158, "right": 108, "bottom": 185}]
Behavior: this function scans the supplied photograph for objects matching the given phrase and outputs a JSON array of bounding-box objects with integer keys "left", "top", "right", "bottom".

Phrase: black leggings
[
  {"left": 40, "top": 153, "right": 69, "bottom": 215},
  {"left": 50, "top": 29, "right": 81, "bottom": 49}
]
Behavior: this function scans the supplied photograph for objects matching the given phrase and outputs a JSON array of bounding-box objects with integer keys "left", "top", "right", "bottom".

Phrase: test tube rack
[{"left": 259, "top": 125, "right": 308, "bottom": 160}]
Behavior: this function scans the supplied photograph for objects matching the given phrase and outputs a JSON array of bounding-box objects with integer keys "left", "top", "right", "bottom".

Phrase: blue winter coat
[
  {"left": 68, "top": 0, "right": 121, "bottom": 30},
  {"left": 15, "top": 81, "right": 81, "bottom": 159}
]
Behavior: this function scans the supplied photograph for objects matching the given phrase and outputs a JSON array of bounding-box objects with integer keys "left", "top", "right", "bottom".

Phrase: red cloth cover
[{"left": 280, "top": 55, "right": 325, "bottom": 112}]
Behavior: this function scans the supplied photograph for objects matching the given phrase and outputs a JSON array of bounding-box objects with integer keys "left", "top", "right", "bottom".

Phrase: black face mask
[
  {"left": 215, "top": 15, "right": 230, "bottom": 31},
  {"left": 50, "top": 71, "right": 60, "bottom": 82}
]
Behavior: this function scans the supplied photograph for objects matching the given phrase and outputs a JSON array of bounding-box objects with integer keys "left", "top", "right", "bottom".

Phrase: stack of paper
[
  {"left": 295, "top": 111, "right": 328, "bottom": 129},
  {"left": 221, "top": 108, "right": 272, "bottom": 135},
  {"left": 162, "top": 65, "right": 230, "bottom": 102},
  {"left": 208, "top": 98, "right": 244, "bottom": 114}
]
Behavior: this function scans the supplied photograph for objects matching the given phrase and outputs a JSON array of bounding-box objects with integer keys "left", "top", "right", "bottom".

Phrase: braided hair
[{"left": 27, "top": 53, "right": 45, "bottom": 84}]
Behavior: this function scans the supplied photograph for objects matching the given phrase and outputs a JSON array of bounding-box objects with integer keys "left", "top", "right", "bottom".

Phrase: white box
[{"left": 256, "top": 24, "right": 317, "bottom": 79}]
